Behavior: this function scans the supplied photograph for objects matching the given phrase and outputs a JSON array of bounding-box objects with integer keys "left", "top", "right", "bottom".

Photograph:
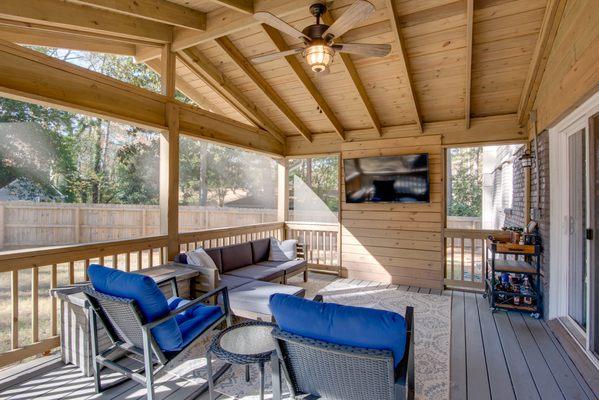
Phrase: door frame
[{"left": 549, "top": 90, "right": 599, "bottom": 367}]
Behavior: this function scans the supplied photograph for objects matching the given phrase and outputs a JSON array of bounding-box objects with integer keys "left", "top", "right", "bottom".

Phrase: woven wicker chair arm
[{"left": 145, "top": 286, "right": 229, "bottom": 329}]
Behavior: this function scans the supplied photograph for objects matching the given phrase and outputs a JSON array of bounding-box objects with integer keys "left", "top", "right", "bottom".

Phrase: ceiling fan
[{"left": 253, "top": 0, "right": 391, "bottom": 73}]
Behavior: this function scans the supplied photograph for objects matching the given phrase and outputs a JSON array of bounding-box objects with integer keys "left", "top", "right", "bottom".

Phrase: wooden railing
[
  {"left": 0, "top": 221, "right": 287, "bottom": 367},
  {"left": 285, "top": 222, "right": 340, "bottom": 273},
  {"left": 444, "top": 229, "right": 502, "bottom": 291}
]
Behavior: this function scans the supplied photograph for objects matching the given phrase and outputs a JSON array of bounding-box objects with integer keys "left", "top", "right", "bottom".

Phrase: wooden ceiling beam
[
  {"left": 322, "top": 12, "right": 382, "bottom": 136},
  {"left": 517, "top": 0, "right": 567, "bottom": 126},
  {"left": 215, "top": 36, "right": 312, "bottom": 142},
  {"left": 207, "top": 0, "right": 254, "bottom": 15},
  {"left": 0, "top": 25, "right": 137, "bottom": 55},
  {"left": 0, "top": 0, "right": 172, "bottom": 43},
  {"left": 0, "top": 38, "right": 283, "bottom": 155},
  {"left": 178, "top": 46, "right": 286, "bottom": 144},
  {"left": 67, "top": 0, "right": 207, "bottom": 31},
  {"left": 145, "top": 58, "right": 226, "bottom": 114},
  {"left": 385, "top": 0, "right": 423, "bottom": 133},
  {"left": 261, "top": 24, "right": 345, "bottom": 141},
  {"left": 135, "top": 0, "right": 306, "bottom": 62},
  {"left": 464, "top": 0, "right": 474, "bottom": 129}
]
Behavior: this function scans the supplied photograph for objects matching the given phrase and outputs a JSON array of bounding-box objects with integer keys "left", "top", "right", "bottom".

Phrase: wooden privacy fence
[
  {"left": 444, "top": 228, "right": 502, "bottom": 291},
  {"left": 0, "top": 201, "right": 276, "bottom": 250},
  {"left": 0, "top": 221, "right": 340, "bottom": 367}
]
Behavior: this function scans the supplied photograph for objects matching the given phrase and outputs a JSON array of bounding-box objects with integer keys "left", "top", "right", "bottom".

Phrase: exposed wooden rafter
[
  {"left": 0, "top": 39, "right": 283, "bottom": 155},
  {"left": 517, "top": 0, "right": 567, "bottom": 126},
  {"left": 135, "top": 0, "right": 306, "bottom": 62},
  {"left": 145, "top": 59, "right": 226, "bottom": 114},
  {"left": 464, "top": 0, "right": 474, "bottom": 129},
  {"left": 207, "top": 0, "right": 254, "bottom": 15},
  {"left": 178, "top": 46, "right": 286, "bottom": 144},
  {"left": 66, "top": 0, "right": 206, "bottom": 31},
  {"left": 215, "top": 36, "right": 312, "bottom": 142},
  {"left": 322, "top": 12, "right": 382, "bottom": 136},
  {"left": 0, "top": 0, "right": 172, "bottom": 44},
  {"left": 261, "top": 24, "right": 345, "bottom": 141},
  {"left": 385, "top": 0, "right": 423, "bottom": 133}
]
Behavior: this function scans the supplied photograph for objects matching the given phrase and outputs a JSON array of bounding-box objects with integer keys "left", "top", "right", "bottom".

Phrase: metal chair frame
[{"left": 83, "top": 277, "right": 232, "bottom": 400}]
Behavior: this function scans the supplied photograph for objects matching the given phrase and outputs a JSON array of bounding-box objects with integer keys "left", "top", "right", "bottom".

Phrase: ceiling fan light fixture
[{"left": 305, "top": 42, "right": 335, "bottom": 73}]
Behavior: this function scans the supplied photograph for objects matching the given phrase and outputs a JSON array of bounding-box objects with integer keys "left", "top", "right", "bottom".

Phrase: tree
[{"left": 448, "top": 147, "right": 482, "bottom": 217}]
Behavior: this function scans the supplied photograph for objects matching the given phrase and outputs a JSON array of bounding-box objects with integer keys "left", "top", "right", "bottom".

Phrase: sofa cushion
[
  {"left": 167, "top": 298, "right": 223, "bottom": 349},
  {"left": 269, "top": 294, "right": 407, "bottom": 367},
  {"left": 220, "top": 243, "right": 253, "bottom": 273},
  {"left": 174, "top": 248, "right": 222, "bottom": 272},
  {"left": 219, "top": 274, "right": 254, "bottom": 290},
  {"left": 257, "top": 259, "right": 306, "bottom": 275},
  {"left": 251, "top": 238, "right": 271, "bottom": 264},
  {"left": 229, "top": 280, "right": 305, "bottom": 315},
  {"left": 88, "top": 264, "right": 183, "bottom": 352},
  {"left": 269, "top": 238, "right": 297, "bottom": 261},
  {"left": 226, "top": 264, "right": 284, "bottom": 281}
]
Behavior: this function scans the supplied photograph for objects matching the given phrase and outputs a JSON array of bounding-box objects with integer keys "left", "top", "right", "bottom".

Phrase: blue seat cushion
[
  {"left": 168, "top": 298, "right": 224, "bottom": 349},
  {"left": 269, "top": 294, "right": 407, "bottom": 367},
  {"left": 88, "top": 264, "right": 183, "bottom": 351}
]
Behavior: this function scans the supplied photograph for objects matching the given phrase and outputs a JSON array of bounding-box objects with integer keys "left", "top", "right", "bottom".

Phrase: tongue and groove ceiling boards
[{"left": 0, "top": 0, "right": 548, "bottom": 145}]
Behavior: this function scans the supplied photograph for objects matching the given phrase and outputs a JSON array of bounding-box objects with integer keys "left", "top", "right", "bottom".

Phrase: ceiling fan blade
[
  {"left": 251, "top": 48, "right": 304, "bottom": 64},
  {"left": 323, "top": 0, "right": 376, "bottom": 41},
  {"left": 334, "top": 43, "right": 391, "bottom": 57},
  {"left": 254, "top": 12, "right": 311, "bottom": 41}
]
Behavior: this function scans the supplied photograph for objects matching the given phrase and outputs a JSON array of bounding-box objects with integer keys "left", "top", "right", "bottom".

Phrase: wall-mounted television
[{"left": 343, "top": 154, "right": 430, "bottom": 203}]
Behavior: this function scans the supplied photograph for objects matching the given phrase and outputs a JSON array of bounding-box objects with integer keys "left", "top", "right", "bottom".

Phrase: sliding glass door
[{"left": 567, "top": 129, "right": 588, "bottom": 330}]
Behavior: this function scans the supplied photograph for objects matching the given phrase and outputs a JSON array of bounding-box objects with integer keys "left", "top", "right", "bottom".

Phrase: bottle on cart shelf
[
  {"left": 521, "top": 276, "right": 533, "bottom": 305},
  {"left": 514, "top": 296, "right": 521, "bottom": 306}
]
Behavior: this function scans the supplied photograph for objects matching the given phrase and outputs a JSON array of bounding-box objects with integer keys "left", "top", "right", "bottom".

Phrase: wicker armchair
[
  {"left": 83, "top": 276, "right": 231, "bottom": 400},
  {"left": 271, "top": 305, "right": 415, "bottom": 400}
]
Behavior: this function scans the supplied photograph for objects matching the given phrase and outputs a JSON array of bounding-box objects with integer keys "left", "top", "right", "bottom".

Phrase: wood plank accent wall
[
  {"left": 340, "top": 135, "right": 444, "bottom": 289},
  {"left": 531, "top": 0, "right": 599, "bottom": 133}
]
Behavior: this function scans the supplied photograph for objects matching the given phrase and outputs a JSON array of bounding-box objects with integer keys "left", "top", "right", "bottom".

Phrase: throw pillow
[
  {"left": 186, "top": 248, "right": 221, "bottom": 285},
  {"left": 269, "top": 237, "right": 297, "bottom": 261}
]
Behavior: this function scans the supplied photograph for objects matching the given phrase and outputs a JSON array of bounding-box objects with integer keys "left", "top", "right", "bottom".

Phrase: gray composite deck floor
[{"left": 0, "top": 276, "right": 597, "bottom": 400}]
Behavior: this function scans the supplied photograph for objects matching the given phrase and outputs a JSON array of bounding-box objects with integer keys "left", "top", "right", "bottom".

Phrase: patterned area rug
[{"left": 165, "top": 277, "right": 451, "bottom": 400}]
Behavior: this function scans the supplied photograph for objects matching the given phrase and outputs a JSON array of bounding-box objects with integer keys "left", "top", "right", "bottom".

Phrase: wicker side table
[{"left": 207, "top": 321, "right": 278, "bottom": 400}]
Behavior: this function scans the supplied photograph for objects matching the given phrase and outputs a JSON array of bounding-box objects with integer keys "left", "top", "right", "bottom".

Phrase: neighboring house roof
[{"left": 224, "top": 194, "right": 275, "bottom": 209}]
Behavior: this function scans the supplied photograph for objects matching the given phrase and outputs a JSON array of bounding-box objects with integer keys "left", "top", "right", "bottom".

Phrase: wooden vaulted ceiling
[{"left": 0, "top": 0, "right": 549, "bottom": 144}]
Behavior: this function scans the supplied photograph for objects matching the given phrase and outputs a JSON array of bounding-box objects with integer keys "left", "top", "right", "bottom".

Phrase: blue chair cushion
[
  {"left": 88, "top": 264, "right": 183, "bottom": 351},
  {"left": 269, "top": 293, "right": 407, "bottom": 367},
  {"left": 168, "top": 298, "right": 224, "bottom": 349}
]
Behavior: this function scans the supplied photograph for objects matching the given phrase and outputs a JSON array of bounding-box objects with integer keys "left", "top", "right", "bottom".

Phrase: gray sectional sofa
[{"left": 175, "top": 238, "right": 308, "bottom": 320}]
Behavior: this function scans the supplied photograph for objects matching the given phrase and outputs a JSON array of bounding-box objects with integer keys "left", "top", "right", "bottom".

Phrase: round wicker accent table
[{"left": 206, "top": 321, "right": 277, "bottom": 400}]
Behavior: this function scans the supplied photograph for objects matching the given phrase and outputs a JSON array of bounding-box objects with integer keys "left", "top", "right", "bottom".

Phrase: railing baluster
[
  {"left": 51, "top": 264, "right": 57, "bottom": 337},
  {"left": 69, "top": 261, "right": 75, "bottom": 284},
  {"left": 159, "top": 247, "right": 164, "bottom": 264},
  {"left": 450, "top": 237, "right": 455, "bottom": 280},
  {"left": 470, "top": 238, "right": 475, "bottom": 282},
  {"left": 149, "top": 248, "right": 153, "bottom": 267},
  {"left": 137, "top": 250, "right": 142, "bottom": 270},
  {"left": 99, "top": 256, "right": 105, "bottom": 266},
  {"left": 460, "top": 237, "right": 465, "bottom": 281},
  {"left": 32, "top": 266, "right": 39, "bottom": 343},
  {"left": 84, "top": 259, "right": 90, "bottom": 281},
  {"left": 112, "top": 254, "right": 118, "bottom": 269},
  {"left": 11, "top": 270, "right": 18, "bottom": 350},
  {"left": 125, "top": 252, "right": 131, "bottom": 272}
]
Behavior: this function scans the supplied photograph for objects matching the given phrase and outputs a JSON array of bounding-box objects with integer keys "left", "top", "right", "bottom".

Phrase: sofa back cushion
[
  {"left": 220, "top": 242, "right": 253, "bottom": 273},
  {"left": 175, "top": 248, "right": 222, "bottom": 272},
  {"left": 88, "top": 264, "right": 183, "bottom": 352},
  {"left": 251, "top": 238, "right": 271, "bottom": 263},
  {"left": 269, "top": 294, "right": 407, "bottom": 367}
]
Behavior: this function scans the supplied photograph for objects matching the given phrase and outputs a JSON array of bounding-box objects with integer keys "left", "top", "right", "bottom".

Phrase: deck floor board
[{"left": 0, "top": 282, "right": 597, "bottom": 400}]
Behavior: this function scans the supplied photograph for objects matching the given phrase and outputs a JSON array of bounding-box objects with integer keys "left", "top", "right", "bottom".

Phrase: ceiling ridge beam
[
  {"left": 517, "top": 0, "right": 567, "bottom": 126},
  {"left": 135, "top": 1, "right": 307, "bottom": 63},
  {"left": 215, "top": 36, "right": 312, "bottom": 142},
  {"left": 261, "top": 24, "right": 345, "bottom": 141},
  {"left": 178, "top": 46, "right": 286, "bottom": 144},
  {"left": 0, "top": 0, "right": 172, "bottom": 44},
  {"left": 66, "top": 0, "right": 207, "bottom": 31},
  {"left": 385, "top": 0, "right": 423, "bottom": 133},
  {"left": 464, "top": 0, "right": 474, "bottom": 129},
  {"left": 322, "top": 12, "right": 382, "bottom": 136},
  {"left": 207, "top": 0, "right": 254, "bottom": 15}
]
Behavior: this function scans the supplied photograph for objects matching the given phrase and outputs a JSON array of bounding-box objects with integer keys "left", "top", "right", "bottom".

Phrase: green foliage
[
  {"left": 289, "top": 156, "right": 339, "bottom": 212},
  {"left": 448, "top": 147, "right": 482, "bottom": 217}
]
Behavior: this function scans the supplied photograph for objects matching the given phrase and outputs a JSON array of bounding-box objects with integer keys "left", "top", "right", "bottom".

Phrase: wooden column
[
  {"left": 277, "top": 158, "right": 289, "bottom": 227},
  {"left": 160, "top": 43, "right": 179, "bottom": 261}
]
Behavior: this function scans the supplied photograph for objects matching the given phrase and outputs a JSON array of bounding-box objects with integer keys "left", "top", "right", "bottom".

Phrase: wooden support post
[
  {"left": 277, "top": 158, "right": 289, "bottom": 233},
  {"left": 160, "top": 103, "right": 180, "bottom": 261},
  {"left": 161, "top": 44, "right": 176, "bottom": 99}
]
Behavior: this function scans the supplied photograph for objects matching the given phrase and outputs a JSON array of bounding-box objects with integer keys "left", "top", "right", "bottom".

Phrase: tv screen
[{"left": 343, "top": 154, "right": 430, "bottom": 203}]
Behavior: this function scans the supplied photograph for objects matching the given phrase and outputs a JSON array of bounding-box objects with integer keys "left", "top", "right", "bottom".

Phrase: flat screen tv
[{"left": 343, "top": 154, "right": 430, "bottom": 203}]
